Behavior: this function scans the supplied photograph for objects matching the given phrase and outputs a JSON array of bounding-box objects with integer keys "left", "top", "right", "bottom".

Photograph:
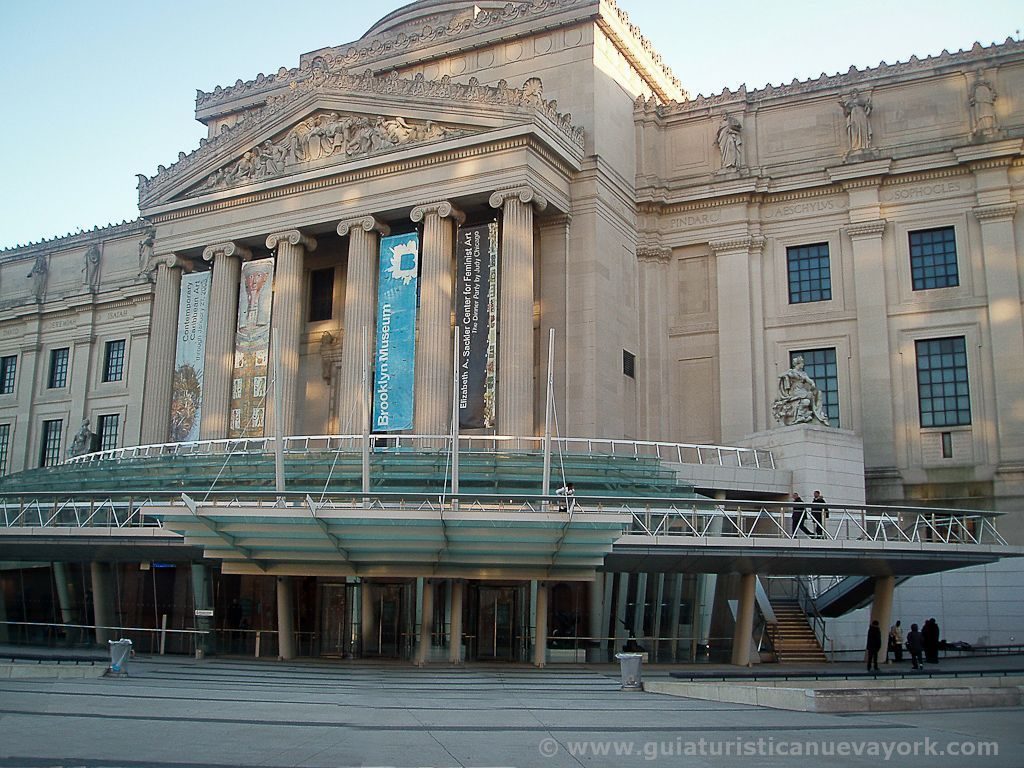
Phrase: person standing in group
[
  {"left": 906, "top": 623, "right": 924, "bottom": 670},
  {"left": 556, "top": 482, "right": 576, "bottom": 513},
  {"left": 888, "top": 620, "right": 903, "bottom": 663},
  {"left": 866, "top": 619, "right": 882, "bottom": 672},
  {"left": 810, "top": 490, "right": 829, "bottom": 538},
  {"left": 922, "top": 617, "right": 941, "bottom": 664},
  {"left": 790, "top": 492, "right": 813, "bottom": 537}
]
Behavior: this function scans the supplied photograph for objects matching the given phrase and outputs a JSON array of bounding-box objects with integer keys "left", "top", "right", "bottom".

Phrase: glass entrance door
[
  {"left": 318, "top": 583, "right": 349, "bottom": 657},
  {"left": 476, "top": 586, "right": 522, "bottom": 661},
  {"left": 376, "top": 583, "right": 413, "bottom": 659}
]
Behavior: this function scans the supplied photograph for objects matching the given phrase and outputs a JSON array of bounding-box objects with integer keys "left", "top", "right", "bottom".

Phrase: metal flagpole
[
  {"left": 541, "top": 328, "right": 555, "bottom": 501},
  {"left": 361, "top": 325, "right": 370, "bottom": 503},
  {"left": 451, "top": 326, "right": 460, "bottom": 507}
]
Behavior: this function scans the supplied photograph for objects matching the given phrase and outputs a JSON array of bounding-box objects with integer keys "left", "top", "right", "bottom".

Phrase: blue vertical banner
[{"left": 373, "top": 232, "right": 420, "bottom": 431}]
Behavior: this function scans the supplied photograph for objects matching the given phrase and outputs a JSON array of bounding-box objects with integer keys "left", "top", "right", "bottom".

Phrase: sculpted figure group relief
[{"left": 199, "top": 112, "right": 460, "bottom": 192}]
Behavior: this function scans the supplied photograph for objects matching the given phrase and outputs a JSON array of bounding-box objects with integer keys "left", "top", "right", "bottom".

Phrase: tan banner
[{"left": 229, "top": 258, "right": 275, "bottom": 438}]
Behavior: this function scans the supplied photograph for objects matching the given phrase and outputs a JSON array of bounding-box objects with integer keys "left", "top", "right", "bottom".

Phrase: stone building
[{"left": 0, "top": 0, "right": 1021, "bottom": 661}]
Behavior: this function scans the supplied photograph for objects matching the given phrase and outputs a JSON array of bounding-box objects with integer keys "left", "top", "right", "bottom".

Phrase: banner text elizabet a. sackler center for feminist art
[
  {"left": 458, "top": 221, "right": 499, "bottom": 429},
  {"left": 373, "top": 233, "right": 420, "bottom": 432}
]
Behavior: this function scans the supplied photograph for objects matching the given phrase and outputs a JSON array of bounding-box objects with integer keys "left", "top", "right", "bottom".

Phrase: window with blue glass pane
[
  {"left": 0, "top": 423, "right": 10, "bottom": 475},
  {"left": 40, "top": 419, "right": 63, "bottom": 467},
  {"left": 787, "top": 243, "right": 832, "bottom": 304},
  {"left": 909, "top": 227, "right": 959, "bottom": 290},
  {"left": 103, "top": 339, "right": 126, "bottom": 382},
  {"left": 97, "top": 414, "right": 119, "bottom": 451},
  {"left": 791, "top": 347, "right": 840, "bottom": 426},
  {"left": 48, "top": 348, "right": 69, "bottom": 389},
  {"left": 916, "top": 337, "right": 971, "bottom": 427},
  {"left": 0, "top": 356, "right": 16, "bottom": 394}
]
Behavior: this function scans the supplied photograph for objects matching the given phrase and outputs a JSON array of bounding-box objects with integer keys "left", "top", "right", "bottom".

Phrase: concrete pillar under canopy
[
  {"left": 276, "top": 576, "right": 296, "bottom": 661},
  {"left": 534, "top": 582, "right": 549, "bottom": 668},
  {"left": 731, "top": 573, "right": 757, "bottom": 667}
]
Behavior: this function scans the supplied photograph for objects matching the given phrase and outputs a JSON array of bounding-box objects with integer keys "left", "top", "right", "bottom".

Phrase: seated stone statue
[
  {"left": 67, "top": 419, "right": 95, "bottom": 458},
  {"left": 771, "top": 356, "right": 830, "bottom": 426}
]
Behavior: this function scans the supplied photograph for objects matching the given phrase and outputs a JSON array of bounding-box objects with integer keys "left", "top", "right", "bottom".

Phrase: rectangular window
[
  {"left": 790, "top": 347, "right": 840, "bottom": 426},
  {"left": 0, "top": 355, "right": 16, "bottom": 394},
  {"left": 787, "top": 243, "right": 832, "bottom": 304},
  {"left": 909, "top": 226, "right": 959, "bottom": 290},
  {"left": 40, "top": 419, "right": 63, "bottom": 467},
  {"left": 0, "top": 424, "right": 10, "bottom": 475},
  {"left": 308, "top": 267, "right": 335, "bottom": 322},
  {"left": 97, "top": 414, "right": 119, "bottom": 451},
  {"left": 48, "top": 348, "right": 69, "bottom": 388},
  {"left": 916, "top": 336, "right": 971, "bottom": 427},
  {"left": 623, "top": 350, "right": 636, "bottom": 379},
  {"left": 103, "top": 339, "right": 126, "bottom": 382}
]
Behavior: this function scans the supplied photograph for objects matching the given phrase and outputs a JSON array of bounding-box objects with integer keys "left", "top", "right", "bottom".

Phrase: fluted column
[
  {"left": 489, "top": 187, "right": 547, "bottom": 437},
  {"left": 337, "top": 217, "right": 390, "bottom": 434},
  {"left": 140, "top": 254, "right": 191, "bottom": 445},
  {"left": 266, "top": 230, "right": 317, "bottom": 437},
  {"left": 200, "top": 242, "right": 251, "bottom": 440},
  {"left": 411, "top": 201, "right": 464, "bottom": 436}
]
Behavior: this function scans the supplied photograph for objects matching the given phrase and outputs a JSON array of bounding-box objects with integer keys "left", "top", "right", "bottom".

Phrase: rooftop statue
[{"left": 772, "top": 356, "right": 830, "bottom": 427}]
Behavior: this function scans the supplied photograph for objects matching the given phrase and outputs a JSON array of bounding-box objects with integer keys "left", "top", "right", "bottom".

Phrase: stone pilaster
[
  {"left": 140, "top": 254, "right": 191, "bottom": 445},
  {"left": 974, "top": 201, "right": 1024, "bottom": 461},
  {"left": 266, "top": 230, "right": 317, "bottom": 437},
  {"left": 337, "top": 217, "right": 390, "bottom": 434},
  {"left": 489, "top": 187, "right": 547, "bottom": 437},
  {"left": 710, "top": 235, "right": 764, "bottom": 442},
  {"left": 636, "top": 243, "right": 671, "bottom": 441},
  {"left": 846, "top": 219, "right": 897, "bottom": 469},
  {"left": 410, "top": 201, "right": 464, "bottom": 435},
  {"left": 199, "top": 242, "right": 251, "bottom": 440}
]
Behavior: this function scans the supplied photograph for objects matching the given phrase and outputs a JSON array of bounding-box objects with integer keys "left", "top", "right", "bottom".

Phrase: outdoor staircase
[{"left": 767, "top": 599, "right": 827, "bottom": 663}]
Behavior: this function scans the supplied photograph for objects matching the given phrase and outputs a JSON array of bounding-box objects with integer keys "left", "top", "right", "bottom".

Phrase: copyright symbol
[{"left": 538, "top": 737, "right": 560, "bottom": 758}]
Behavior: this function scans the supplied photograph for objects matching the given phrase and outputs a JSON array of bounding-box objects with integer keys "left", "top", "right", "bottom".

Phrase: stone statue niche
[{"left": 771, "top": 356, "right": 830, "bottom": 427}]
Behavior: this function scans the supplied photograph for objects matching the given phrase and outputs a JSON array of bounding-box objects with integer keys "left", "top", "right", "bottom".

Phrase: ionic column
[
  {"left": 140, "top": 254, "right": 191, "bottom": 445},
  {"left": 846, "top": 220, "right": 897, "bottom": 468},
  {"left": 266, "top": 230, "right": 317, "bottom": 437},
  {"left": 489, "top": 187, "right": 547, "bottom": 437},
  {"left": 410, "top": 202, "right": 464, "bottom": 436},
  {"left": 200, "top": 243, "right": 251, "bottom": 440},
  {"left": 337, "top": 217, "right": 390, "bottom": 434}
]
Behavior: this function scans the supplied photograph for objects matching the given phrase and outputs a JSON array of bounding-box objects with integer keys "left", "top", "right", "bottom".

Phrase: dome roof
[{"left": 363, "top": 1, "right": 512, "bottom": 40}]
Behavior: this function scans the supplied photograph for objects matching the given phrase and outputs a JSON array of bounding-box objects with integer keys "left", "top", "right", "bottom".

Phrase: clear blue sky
[{"left": 0, "top": 0, "right": 1019, "bottom": 250}]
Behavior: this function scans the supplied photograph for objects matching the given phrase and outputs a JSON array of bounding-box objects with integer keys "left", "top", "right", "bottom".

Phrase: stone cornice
[
  {"left": 154, "top": 253, "right": 195, "bottom": 273},
  {"left": 972, "top": 202, "right": 1018, "bottom": 222},
  {"left": 337, "top": 216, "right": 390, "bottom": 238},
  {"left": 655, "top": 37, "right": 1024, "bottom": 114},
  {"left": 952, "top": 138, "right": 1024, "bottom": 165},
  {"left": 708, "top": 235, "right": 764, "bottom": 255},
  {"left": 636, "top": 245, "right": 671, "bottom": 263},
  {"left": 0, "top": 219, "right": 149, "bottom": 259},
  {"left": 202, "top": 242, "right": 253, "bottom": 263},
  {"left": 410, "top": 201, "right": 466, "bottom": 225},
  {"left": 266, "top": 230, "right": 318, "bottom": 252},
  {"left": 489, "top": 186, "right": 549, "bottom": 212},
  {"left": 845, "top": 220, "right": 888, "bottom": 238},
  {"left": 597, "top": 1, "right": 685, "bottom": 103}
]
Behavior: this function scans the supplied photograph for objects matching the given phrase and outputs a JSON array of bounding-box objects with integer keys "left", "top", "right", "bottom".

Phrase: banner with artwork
[
  {"left": 457, "top": 221, "right": 499, "bottom": 429},
  {"left": 228, "top": 257, "right": 275, "bottom": 438},
  {"left": 169, "top": 271, "right": 211, "bottom": 442},
  {"left": 373, "top": 232, "right": 419, "bottom": 432}
]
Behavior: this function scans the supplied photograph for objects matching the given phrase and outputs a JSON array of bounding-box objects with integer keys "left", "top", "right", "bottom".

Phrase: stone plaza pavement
[{"left": 0, "top": 654, "right": 1022, "bottom": 768}]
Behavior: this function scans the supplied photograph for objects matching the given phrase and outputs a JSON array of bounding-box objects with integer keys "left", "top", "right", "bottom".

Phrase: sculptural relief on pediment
[{"left": 194, "top": 111, "right": 466, "bottom": 194}]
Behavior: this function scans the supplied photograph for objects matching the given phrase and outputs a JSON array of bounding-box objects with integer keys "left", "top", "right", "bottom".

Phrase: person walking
[
  {"left": 922, "top": 618, "right": 940, "bottom": 664},
  {"left": 888, "top": 620, "right": 903, "bottom": 663},
  {"left": 906, "top": 623, "right": 924, "bottom": 670},
  {"left": 866, "top": 619, "right": 882, "bottom": 672},
  {"left": 811, "top": 490, "right": 829, "bottom": 538},
  {"left": 790, "top": 492, "right": 813, "bottom": 537}
]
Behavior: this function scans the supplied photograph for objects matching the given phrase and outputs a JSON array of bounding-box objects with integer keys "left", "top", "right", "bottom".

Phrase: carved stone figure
[
  {"left": 138, "top": 231, "right": 155, "bottom": 278},
  {"left": 772, "top": 356, "right": 830, "bottom": 427},
  {"left": 67, "top": 419, "right": 95, "bottom": 458},
  {"left": 28, "top": 253, "right": 48, "bottom": 302},
  {"left": 83, "top": 244, "right": 101, "bottom": 294},
  {"left": 840, "top": 90, "right": 872, "bottom": 154},
  {"left": 319, "top": 331, "right": 339, "bottom": 381},
  {"left": 716, "top": 114, "right": 743, "bottom": 169},
  {"left": 969, "top": 70, "right": 998, "bottom": 137}
]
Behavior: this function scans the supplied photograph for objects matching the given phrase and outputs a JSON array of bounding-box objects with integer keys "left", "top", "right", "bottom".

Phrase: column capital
[
  {"left": 266, "top": 229, "right": 317, "bottom": 252},
  {"left": 202, "top": 242, "right": 252, "bottom": 263},
  {"left": 410, "top": 201, "right": 466, "bottom": 225},
  {"left": 708, "top": 235, "right": 764, "bottom": 255},
  {"left": 845, "top": 219, "right": 888, "bottom": 239},
  {"left": 154, "top": 253, "right": 195, "bottom": 272},
  {"left": 972, "top": 202, "right": 1017, "bottom": 222},
  {"left": 488, "top": 186, "right": 548, "bottom": 212},
  {"left": 337, "top": 216, "right": 390, "bottom": 238},
  {"left": 636, "top": 245, "right": 671, "bottom": 264}
]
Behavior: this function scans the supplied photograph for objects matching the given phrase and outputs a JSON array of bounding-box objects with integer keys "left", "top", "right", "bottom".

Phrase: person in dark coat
[
  {"left": 922, "top": 618, "right": 940, "bottom": 664},
  {"left": 865, "top": 619, "right": 882, "bottom": 672},
  {"left": 790, "top": 492, "right": 813, "bottom": 537},
  {"left": 906, "top": 623, "right": 924, "bottom": 670},
  {"left": 811, "top": 490, "right": 829, "bottom": 538}
]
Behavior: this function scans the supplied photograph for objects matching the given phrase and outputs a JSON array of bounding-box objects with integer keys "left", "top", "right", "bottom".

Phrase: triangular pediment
[{"left": 138, "top": 68, "right": 584, "bottom": 211}]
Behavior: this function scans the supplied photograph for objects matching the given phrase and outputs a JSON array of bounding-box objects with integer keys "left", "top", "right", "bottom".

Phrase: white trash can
[
  {"left": 615, "top": 652, "right": 643, "bottom": 691},
  {"left": 106, "top": 638, "right": 132, "bottom": 677}
]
